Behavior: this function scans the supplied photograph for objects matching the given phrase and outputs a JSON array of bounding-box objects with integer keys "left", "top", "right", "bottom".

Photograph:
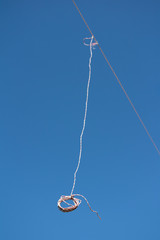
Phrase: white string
[
  {"left": 73, "top": 193, "right": 101, "bottom": 219},
  {"left": 71, "top": 36, "right": 94, "bottom": 196}
]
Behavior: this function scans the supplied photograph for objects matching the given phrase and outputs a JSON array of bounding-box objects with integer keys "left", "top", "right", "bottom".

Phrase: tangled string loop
[
  {"left": 57, "top": 195, "right": 81, "bottom": 212},
  {"left": 57, "top": 194, "right": 101, "bottom": 219}
]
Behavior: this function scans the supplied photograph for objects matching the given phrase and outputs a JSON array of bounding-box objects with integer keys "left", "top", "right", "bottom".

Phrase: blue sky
[{"left": 0, "top": 0, "right": 160, "bottom": 239}]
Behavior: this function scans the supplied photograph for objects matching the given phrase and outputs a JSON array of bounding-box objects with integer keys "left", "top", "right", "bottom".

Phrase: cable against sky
[{"left": 72, "top": 0, "right": 160, "bottom": 156}]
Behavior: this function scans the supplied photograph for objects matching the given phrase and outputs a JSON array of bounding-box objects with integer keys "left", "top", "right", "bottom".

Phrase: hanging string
[
  {"left": 57, "top": 36, "right": 100, "bottom": 219},
  {"left": 72, "top": 0, "right": 160, "bottom": 156},
  {"left": 71, "top": 36, "right": 94, "bottom": 196}
]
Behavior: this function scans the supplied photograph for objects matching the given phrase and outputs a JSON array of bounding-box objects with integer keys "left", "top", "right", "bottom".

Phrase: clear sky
[{"left": 0, "top": 0, "right": 160, "bottom": 239}]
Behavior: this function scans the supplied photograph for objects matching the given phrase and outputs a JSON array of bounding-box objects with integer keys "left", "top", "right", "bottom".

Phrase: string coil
[{"left": 58, "top": 195, "right": 81, "bottom": 212}]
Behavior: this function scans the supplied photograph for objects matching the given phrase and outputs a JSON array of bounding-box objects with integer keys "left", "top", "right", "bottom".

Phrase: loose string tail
[
  {"left": 70, "top": 36, "right": 94, "bottom": 196},
  {"left": 72, "top": 0, "right": 160, "bottom": 156},
  {"left": 73, "top": 194, "right": 101, "bottom": 220}
]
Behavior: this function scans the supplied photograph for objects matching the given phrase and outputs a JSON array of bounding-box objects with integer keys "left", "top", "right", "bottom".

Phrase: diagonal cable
[{"left": 72, "top": 0, "right": 160, "bottom": 156}]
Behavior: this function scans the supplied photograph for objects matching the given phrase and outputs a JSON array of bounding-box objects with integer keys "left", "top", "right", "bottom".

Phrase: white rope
[{"left": 70, "top": 36, "right": 94, "bottom": 196}]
